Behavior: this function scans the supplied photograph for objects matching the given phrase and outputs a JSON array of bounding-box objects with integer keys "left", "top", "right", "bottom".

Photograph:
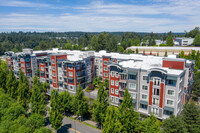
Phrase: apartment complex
[{"left": 5, "top": 48, "right": 194, "bottom": 119}]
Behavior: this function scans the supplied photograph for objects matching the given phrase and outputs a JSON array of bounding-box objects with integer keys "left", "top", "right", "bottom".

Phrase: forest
[{"left": 1, "top": 27, "right": 200, "bottom": 55}]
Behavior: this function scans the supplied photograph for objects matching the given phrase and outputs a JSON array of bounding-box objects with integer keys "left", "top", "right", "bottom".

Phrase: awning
[
  {"left": 167, "top": 76, "right": 177, "bottom": 80},
  {"left": 164, "top": 106, "right": 174, "bottom": 112},
  {"left": 140, "top": 100, "right": 148, "bottom": 105}
]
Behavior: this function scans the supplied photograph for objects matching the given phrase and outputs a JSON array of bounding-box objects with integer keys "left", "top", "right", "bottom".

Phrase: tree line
[{"left": 4, "top": 28, "right": 200, "bottom": 55}]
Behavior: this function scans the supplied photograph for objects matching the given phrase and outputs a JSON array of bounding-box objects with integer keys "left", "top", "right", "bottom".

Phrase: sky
[{"left": 0, "top": 0, "right": 199, "bottom": 32}]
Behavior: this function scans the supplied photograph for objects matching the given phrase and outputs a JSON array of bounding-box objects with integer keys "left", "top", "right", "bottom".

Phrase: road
[{"left": 56, "top": 117, "right": 102, "bottom": 133}]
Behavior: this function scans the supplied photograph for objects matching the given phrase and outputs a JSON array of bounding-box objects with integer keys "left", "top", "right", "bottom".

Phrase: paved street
[{"left": 56, "top": 117, "right": 102, "bottom": 133}]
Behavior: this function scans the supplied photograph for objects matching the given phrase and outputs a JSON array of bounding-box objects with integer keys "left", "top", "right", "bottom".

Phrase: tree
[
  {"left": 35, "top": 127, "right": 52, "bottom": 133},
  {"left": 25, "top": 114, "right": 46, "bottom": 133},
  {"left": 181, "top": 101, "right": 200, "bottom": 132},
  {"left": 59, "top": 91, "right": 72, "bottom": 114},
  {"left": 117, "top": 46, "right": 124, "bottom": 53},
  {"left": 179, "top": 51, "right": 185, "bottom": 58},
  {"left": 17, "top": 71, "right": 30, "bottom": 110},
  {"left": 140, "top": 114, "right": 161, "bottom": 133},
  {"left": 103, "top": 106, "right": 121, "bottom": 133},
  {"left": 6, "top": 70, "right": 18, "bottom": 99},
  {"left": 164, "top": 50, "right": 168, "bottom": 57},
  {"left": 49, "top": 90, "right": 63, "bottom": 130},
  {"left": 192, "top": 71, "right": 200, "bottom": 101},
  {"left": 119, "top": 88, "right": 140, "bottom": 132},
  {"left": 31, "top": 76, "right": 46, "bottom": 115},
  {"left": 93, "top": 85, "right": 109, "bottom": 129},
  {"left": 166, "top": 36, "right": 174, "bottom": 46},
  {"left": 0, "top": 61, "right": 8, "bottom": 92},
  {"left": 192, "top": 33, "right": 200, "bottom": 46},
  {"left": 136, "top": 48, "right": 139, "bottom": 54},
  {"left": 73, "top": 85, "right": 89, "bottom": 120},
  {"left": 103, "top": 79, "right": 109, "bottom": 90},
  {"left": 163, "top": 115, "right": 187, "bottom": 133}
]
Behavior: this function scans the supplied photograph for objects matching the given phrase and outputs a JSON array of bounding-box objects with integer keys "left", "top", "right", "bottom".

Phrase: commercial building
[
  {"left": 175, "top": 37, "right": 194, "bottom": 46},
  {"left": 4, "top": 48, "right": 194, "bottom": 120}
]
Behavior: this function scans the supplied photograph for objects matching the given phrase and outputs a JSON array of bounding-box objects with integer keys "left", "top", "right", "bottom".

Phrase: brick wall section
[
  {"left": 162, "top": 60, "right": 185, "bottom": 70},
  {"left": 159, "top": 83, "right": 164, "bottom": 108},
  {"left": 109, "top": 74, "right": 120, "bottom": 97},
  {"left": 102, "top": 57, "right": 110, "bottom": 80},
  {"left": 148, "top": 81, "right": 153, "bottom": 105}
]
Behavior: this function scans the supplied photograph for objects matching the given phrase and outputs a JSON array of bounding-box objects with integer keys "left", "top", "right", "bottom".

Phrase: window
[
  {"left": 142, "top": 94, "right": 147, "bottom": 100},
  {"left": 152, "top": 107, "right": 158, "bottom": 115},
  {"left": 53, "top": 79, "right": 56, "bottom": 83},
  {"left": 53, "top": 73, "right": 56, "bottom": 77},
  {"left": 77, "top": 71, "right": 81, "bottom": 76},
  {"left": 129, "top": 83, "right": 136, "bottom": 90},
  {"left": 69, "top": 72, "right": 73, "bottom": 77},
  {"left": 104, "top": 67, "right": 108, "bottom": 71},
  {"left": 164, "top": 110, "right": 174, "bottom": 116},
  {"left": 26, "top": 58, "right": 30, "bottom": 62},
  {"left": 115, "top": 81, "right": 119, "bottom": 86},
  {"left": 116, "top": 72, "right": 118, "bottom": 78},
  {"left": 128, "top": 74, "right": 137, "bottom": 80},
  {"left": 104, "top": 61, "right": 108, "bottom": 65},
  {"left": 41, "top": 67, "right": 44, "bottom": 71},
  {"left": 68, "top": 79, "right": 74, "bottom": 84},
  {"left": 111, "top": 80, "right": 114, "bottom": 85},
  {"left": 153, "top": 98, "right": 159, "bottom": 105},
  {"left": 168, "top": 90, "right": 175, "bottom": 95},
  {"left": 68, "top": 64, "right": 73, "bottom": 70},
  {"left": 104, "top": 73, "right": 108, "bottom": 77},
  {"left": 111, "top": 97, "right": 114, "bottom": 102},
  {"left": 140, "top": 104, "right": 148, "bottom": 110},
  {"left": 153, "top": 78, "right": 160, "bottom": 86},
  {"left": 130, "top": 93, "right": 136, "bottom": 99},
  {"left": 167, "top": 80, "right": 176, "bottom": 86},
  {"left": 115, "top": 89, "right": 118, "bottom": 95},
  {"left": 142, "top": 85, "right": 148, "bottom": 90},
  {"left": 76, "top": 64, "right": 80, "bottom": 70},
  {"left": 143, "top": 76, "right": 148, "bottom": 80},
  {"left": 153, "top": 88, "right": 160, "bottom": 96},
  {"left": 69, "top": 85, "right": 73, "bottom": 90},
  {"left": 111, "top": 88, "right": 114, "bottom": 94},
  {"left": 59, "top": 77, "right": 62, "bottom": 80},
  {"left": 52, "top": 60, "right": 55, "bottom": 64},
  {"left": 167, "top": 100, "right": 174, "bottom": 106},
  {"left": 111, "top": 71, "right": 114, "bottom": 77},
  {"left": 115, "top": 97, "right": 119, "bottom": 103},
  {"left": 26, "top": 63, "right": 30, "bottom": 67},
  {"left": 53, "top": 66, "right": 55, "bottom": 71}
]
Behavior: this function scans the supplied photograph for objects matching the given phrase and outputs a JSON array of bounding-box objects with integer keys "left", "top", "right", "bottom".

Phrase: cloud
[{"left": 0, "top": 0, "right": 199, "bottom": 32}]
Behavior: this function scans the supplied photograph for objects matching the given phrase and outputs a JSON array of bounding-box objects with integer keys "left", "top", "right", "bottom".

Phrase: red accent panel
[
  {"left": 162, "top": 60, "right": 185, "bottom": 70},
  {"left": 57, "top": 55, "right": 67, "bottom": 60},
  {"left": 67, "top": 67, "right": 75, "bottom": 85},
  {"left": 102, "top": 57, "right": 110, "bottom": 80},
  {"left": 182, "top": 94, "right": 185, "bottom": 105},
  {"left": 109, "top": 74, "right": 120, "bottom": 97},
  {"left": 159, "top": 83, "right": 164, "bottom": 108},
  {"left": 51, "top": 56, "right": 57, "bottom": 88},
  {"left": 148, "top": 81, "right": 153, "bottom": 105},
  {"left": 184, "top": 87, "right": 187, "bottom": 90}
]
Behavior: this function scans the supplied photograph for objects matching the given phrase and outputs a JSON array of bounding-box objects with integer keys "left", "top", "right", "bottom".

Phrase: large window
[
  {"left": 128, "top": 74, "right": 137, "bottom": 80},
  {"left": 111, "top": 88, "right": 114, "bottom": 94},
  {"left": 111, "top": 80, "right": 114, "bottom": 85},
  {"left": 115, "top": 81, "right": 119, "bottom": 86},
  {"left": 115, "top": 89, "right": 118, "bottom": 95},
  {"left": 153, "top": 88, "right": 160, "bottom": 96},
  {"left": 152, "top": 107, "right": 158, "bottom": 115},
  {"left": 142, "top": 94, "right": 147, "bottom": 100},
  {"left": 69, "top": 72, "right": 73, "bottom": 77},
  {"left": 68, "top": 79, "right": 74, "bottom": 84},
  {"left": 164, "top": 110, "right": 174, "bottom": 116},
  {"left": 129, "top": 83, "right": 136, "bottom": 90},
  {"left": 115, "top": 72, "right": 118, "bottom": 78},
  {"left": 104, "top": 73, "right": 108, "bottom": 77},
  {"left": 111, "top": 96, "right": 114, "bottom": 102},
  {"left": 115, "top": 97, "right": 119, "bottom": 103},
  {"left": 153, "top": 78, "right": 160, "bottom": 86},
  {"left": 77, "top": 71, "right": 81, "bottom": 76},
  {"left": 26, "top": 58, "right": 30, "bottom": 62},
  {"left": 111, "top": 71, "right": 114, "bottom": 77},
  {"left": 52, "top": 59, "right": 55, "bottom": 64},
  {"left": 153, "top": 98, "right": 159, "bottom": 105},
  {"left": 76, "top": 64, "right": 80, "bottom": 70},
  {"left": 26, "top": 63, "right": 30, "bottom": 67},
  {"left": 104, "top": 61, "right": 108, "bottom": 65},
  {"left": 130, "top": 93, "right": 136, "bottom": 99},
  {"left": 41, "top": 67, "right": 44, "bottom": 71},
  {"left": 104, "top": 67, "right": 108, "bottom": 71},
  {"left": 143, "top": 76, "right": 148, "bottom": 80},
  {"left": 142, "top": 85, "right": 148, "bottom": 90},
  {"left": 53, "top": 66, "right": 55, "bottom": 71},
  {"left": 167, "top": 100, "right": 174, "bottom": 106},
  {"left": 167, "top": 80, "right": 176, "bottom": 86},
  {"left": 168, "top": 90, "right": 175, "bottom": 96},
  {"left": 140, "top": 104, "right": 148, "bottom": 110}
]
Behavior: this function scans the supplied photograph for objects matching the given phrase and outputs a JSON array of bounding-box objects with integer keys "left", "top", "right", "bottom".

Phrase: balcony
[
  {"left": 119, "top": 86, "right": 125, "bottom": 92},
  {"left": 119, "top": 79, "right": 127, "bottom": 83},
  {"left": 119, "top": 92, "right": 124, "bottom": 100}
]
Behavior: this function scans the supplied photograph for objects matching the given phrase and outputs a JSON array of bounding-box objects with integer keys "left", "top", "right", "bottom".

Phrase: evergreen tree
[
  {"left": 30, "top": 76, "right": 46, "bottom": 115},
  {"left": 6, "top": 70, "right": 18, "bottom": 99},
  {"left": 164, "top": 50, "right": 168, "bottom": 57},
  {"left": 179, "top": 51, "right": 185, "bottom": 58},
  {"left": 73, "top": 85, "right": 89, "bottom": 120},
  {"left": 17, "top": 71, "right": 30, "bottom": 110},
  {"left": 0, "top": 61, "right": 9, "bottom": 92},
  {"left": 192, "top": 33, "right": 200, "bottom": 46},
  {"left": 163, "top": 115, "right": 187, "bottom": 133},
  {"left": 136, "top": 48, "right": 139, "bottom": 54},
  {"left": 49, "top": 90, "right": 63, "bottom": 130},
  {"left": 103, "top": 106, "right": 121, "bottom": 133},
  {"left": 181, "top": 101, "right": 200, "bottom": 133},
  {"left": 140, "top": 114, "right": 161, "bottom": 133},
  {"left": 166, "top": 36, "right": 174, "bottom": 46},
  {"left": 93, "top": 85, "right": 109, "bottom": 129},
  {"left": 119, "top": 88, "right": 140, "bottom": 132}
]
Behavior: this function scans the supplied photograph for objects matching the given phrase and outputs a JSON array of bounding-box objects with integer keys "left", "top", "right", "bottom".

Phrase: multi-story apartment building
[{"left": 5, "top": 48, "right": 194, "bottom": 120}]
